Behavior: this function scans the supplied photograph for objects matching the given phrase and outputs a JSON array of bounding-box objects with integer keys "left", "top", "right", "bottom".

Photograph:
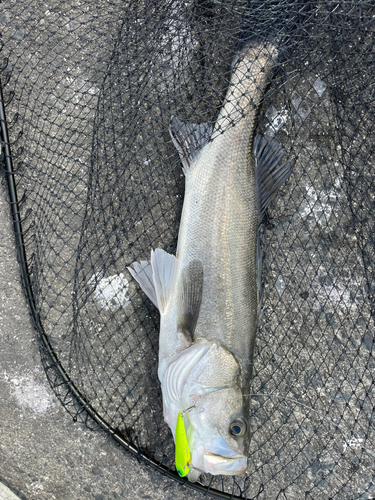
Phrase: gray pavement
[{"left": 0, "top": 180, "right": 199, "bottom": 500}]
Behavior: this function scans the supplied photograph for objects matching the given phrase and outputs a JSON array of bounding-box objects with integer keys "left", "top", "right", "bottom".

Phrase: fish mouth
[
  {"left": 191, "top": 437, "right": 248, "bottom": 476},
  {"left": 203, "top": 451, "right": 247, "bottom": 473},
  {"left": 204, "top": 451, "right": 244, "bottom": 462},
  {"left": 203, "top": 452, "right": 248, "bottom": 474}
]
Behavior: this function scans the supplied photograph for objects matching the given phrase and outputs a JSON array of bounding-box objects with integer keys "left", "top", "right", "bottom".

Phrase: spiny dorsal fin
[
  {"left": 128, "top": 249, "right": 178, "bottom": 313},
  {"left": 176, "top": 260, "right": 204, "bottom": 342},
  {"left": 169, "top": 116, "right": 212, "bottom": 174},
  {"left": 253, "top": 134, "right": 294, "bottom": 222}
]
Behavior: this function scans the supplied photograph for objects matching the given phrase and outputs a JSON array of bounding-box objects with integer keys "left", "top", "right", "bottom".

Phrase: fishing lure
[{"left": 175, "top": 411, "right": 191, "bottom": 477}]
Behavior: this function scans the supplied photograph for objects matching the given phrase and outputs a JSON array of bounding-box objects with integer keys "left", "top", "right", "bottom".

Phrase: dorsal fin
[
  {"left": 169, "top": 116, "right": 212, "bottom": 174},
  {"left": 253, "top": 134, "right": 294, "bottom": 324},
  {"left": 253, "top": 134, "right": 294, "bottom": 222}
]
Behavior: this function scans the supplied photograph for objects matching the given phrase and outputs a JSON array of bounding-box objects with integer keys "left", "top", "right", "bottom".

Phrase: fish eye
[{"left": 229, "top": 418, "right": 247, "bottom": 437}]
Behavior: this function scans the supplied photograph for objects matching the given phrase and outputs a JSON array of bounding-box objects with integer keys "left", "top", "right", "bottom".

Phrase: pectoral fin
[
  {"left": 253, "top": 134, "right": 294, "bottom": 221},
  {"left": 177, "top": 260, "right": 204, "bottom": 342},
  {"left": 128, "top": 248, "right": 178, "bottom": 313},
  {"left": 169, "top": 116, "right": 212, "bottom": 174}
]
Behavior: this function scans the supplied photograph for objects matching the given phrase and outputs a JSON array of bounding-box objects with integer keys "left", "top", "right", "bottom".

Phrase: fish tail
[
  {"left": 236, "top": 0, "right": 286, "bottom": 54},
  {"left": 214, "top": 40, "right": 278, "bottom": 133},
  {"left": 127, "top": 249, "right": 178, "bottom": 313},
  {"left": 237, "top": 0, "right": 315, "bottom": 60},
  {"left": 237, "top": 0, "right": 316, "bottom": 50}
]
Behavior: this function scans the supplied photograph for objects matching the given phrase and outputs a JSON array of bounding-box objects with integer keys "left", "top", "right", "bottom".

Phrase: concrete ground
[{"left": 0, "top": 180, "right": 200, "bottom": 500}]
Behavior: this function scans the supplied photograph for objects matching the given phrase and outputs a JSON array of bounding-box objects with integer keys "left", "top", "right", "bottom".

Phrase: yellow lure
[{"left": 175, "top": 411, "right": 191, "bottom": 477}]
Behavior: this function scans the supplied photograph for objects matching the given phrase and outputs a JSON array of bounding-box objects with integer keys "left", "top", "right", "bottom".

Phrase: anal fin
[
  {"left": 253, "top": 134, "right": 293, "bottom": 324},
  {"left": 169, "top": 116, "right": 212, "bottom": 174},
  {"left": 256, "top": 226, "right": 264, "bottom": 326}
]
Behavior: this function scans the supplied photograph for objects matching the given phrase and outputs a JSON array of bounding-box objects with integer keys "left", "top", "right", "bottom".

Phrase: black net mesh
[{"left": 1, "top": 1, "right": 375, "bottom": 498}]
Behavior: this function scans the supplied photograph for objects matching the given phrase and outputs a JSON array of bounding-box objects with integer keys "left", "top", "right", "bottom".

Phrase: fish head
[
  {"left": 184, "top": 386, "right": 249, "bottom": 478},
  {"left": 162, "top": 340, "right": 250, "bottom": 479}
]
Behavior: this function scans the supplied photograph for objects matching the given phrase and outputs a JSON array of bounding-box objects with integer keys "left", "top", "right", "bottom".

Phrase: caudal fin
[{"left": 127, "top": 260, "right": 158, "bottom": 308}]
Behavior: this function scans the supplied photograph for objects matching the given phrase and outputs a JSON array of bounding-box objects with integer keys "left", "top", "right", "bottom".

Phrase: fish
[{"left": 128, "top": 38, "right": 293, "bottom": 482}]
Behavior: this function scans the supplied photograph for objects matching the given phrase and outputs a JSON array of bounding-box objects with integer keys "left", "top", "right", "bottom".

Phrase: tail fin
[{"left": 237, "top": 0, "right": 315, "bottom": 53}]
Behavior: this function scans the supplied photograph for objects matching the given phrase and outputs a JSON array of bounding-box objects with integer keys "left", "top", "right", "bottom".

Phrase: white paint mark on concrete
[
  {"left": 300, "top": 184, "right": 341, "bottom": 226},
  {"left": 87, "top": 86, "right": 99, "bottom": 95},
  {"left": 319, "top": 282, "right": 357, "bottom": 313},
  {"left": 89, "top": 273, "right": 130, "bottom": 309},
  {"left": 5, "top": 373, "right": 55, "bottom": 414},
  {"left": 291, "top": 91, "right": 311, "bottom": 121},
  {"left": 265, "top": 106, "right": 289, "bottom": 137},
  {"left": 291, "top": 90, "right": 302, "bottom": 110},
  {"left": 313, "top": 76, "right": 327, "bottom": 97},
  {"left": 30, "top": 483, "right": 44, "bottom": 491},
  {"left": 312, "top": 275, "right": 359, "bottom": 314},
  {"left": 275, "top": 275, "right": 286, "bottom": 298},
  {"left": 343, "top": 437, "right": 364, "bottom": 453}
]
